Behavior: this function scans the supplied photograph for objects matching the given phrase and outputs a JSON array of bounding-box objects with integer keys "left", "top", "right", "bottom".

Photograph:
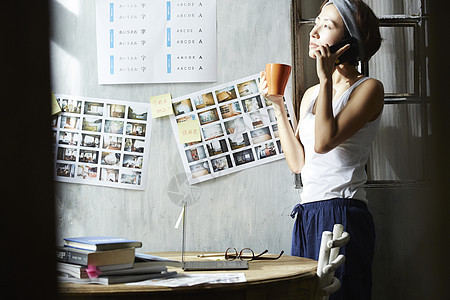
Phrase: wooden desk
[{"left": 58, "top": 251, "right": 318, "bottom": 300}]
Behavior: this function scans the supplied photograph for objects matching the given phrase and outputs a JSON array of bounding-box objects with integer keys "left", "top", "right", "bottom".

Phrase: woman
[{"left": 259, "top": 0, "right": 383, "bottom": 299}]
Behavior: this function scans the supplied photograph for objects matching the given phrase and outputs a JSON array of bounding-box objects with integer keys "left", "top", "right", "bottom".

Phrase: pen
[{"left": 197, "top": 253, "right": 224, "bottom": 258}]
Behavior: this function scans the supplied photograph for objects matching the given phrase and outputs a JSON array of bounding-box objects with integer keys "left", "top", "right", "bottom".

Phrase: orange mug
[{"left": 265, "top": 63, "right": 291, "bottom": 96}]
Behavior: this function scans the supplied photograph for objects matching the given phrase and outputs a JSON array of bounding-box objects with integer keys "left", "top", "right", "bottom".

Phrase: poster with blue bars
[{"left": 96, "top": 0, "right": 217, "bottom": 84}]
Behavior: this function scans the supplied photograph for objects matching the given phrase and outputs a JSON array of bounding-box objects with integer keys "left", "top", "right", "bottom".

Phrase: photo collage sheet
[
  {"left": 52, "top": 95, "right": 152, "bottom": 190},
  {"left": 170, "top": 73, "right": 296, "bottom": 185}
]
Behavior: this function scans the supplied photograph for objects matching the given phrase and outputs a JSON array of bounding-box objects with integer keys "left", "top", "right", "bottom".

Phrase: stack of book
[{"left": 57, "top": 236, "right": 179, "bottom": 285}]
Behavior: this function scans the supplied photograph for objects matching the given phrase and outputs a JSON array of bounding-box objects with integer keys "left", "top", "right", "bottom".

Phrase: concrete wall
[
  {"left": 50, "top": 0, "right": 294, "bottom": 255},
  {"left": 50, "top": 1, "right": 428, "bottom": 299}
]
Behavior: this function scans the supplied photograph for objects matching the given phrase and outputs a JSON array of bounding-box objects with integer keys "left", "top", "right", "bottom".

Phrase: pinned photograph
[
  {"left": 107, "top": 104, "right": 126, "bottom": 118},
  {"left": 57, "top": 147, "right": 77, "bottom": 162},
  {"left": 103, "top": 135, "right": 123, "bottom": 150},
  {"left": 82, "top": 117, "right": 102, "bottom": 132},
  {"left": 173, "top": 99, "right": 193, "bottom": 116},
  {"left": 176, "top": 114, "right": 197, "bottom": 123},
  {"left": 219, "top": 101, "right": 242, "bottom": 119},
  {"left": 81, "top": 134, "right": 101, "bottom": 148},
  {"left": 60, "top": 116, "right": 80, "bottom": 130},
  {"left": 211, "top": 155, "right": 232, "bottom": 172},
  {"left": 58, "top": 132, "right": 79, "bottom": 146},
  {"left": 56, "top": 163, "right": 75, "bottom": 178},
  {"left": 190, "top": 161, "right": 211, "bottom": 178},
  {"left": 233, "top": 149, "right": 255, "bottom": 166},
  {"left": 104, "top": 120, "right": 124, "bottom": 134},
  {"left": 101, "top": 152, "right": 121, "bottom": 166},
  {"left": 215, "top": 86, "right": 237, "bottom": 103},
  {"left": 124, "top": 138, "right": 145, "bottom": 153},
  {"left": 255, "top": 142, "right": 277, "bottom": 160},
  {"left": 250, "top": 127, "right": 272, "bottom": 144},
  {"left": 128, "top": 105, "right": 148, "bottom": 121},
  {"left": 249, "top": 111, "right": 264, "bottom": 129},
  {"left": 237, "top": 79, "right": 258, "bottom": 97},
  {"left": 228, "top": 132, "right": 250, "bottom": 150},
  {"left": 193, "top": 92, "right": 215, "bottom": 110},
  {"left": 121, "top": 170, "right": 142, "bottom": 185},
  {"left": 58, "top": 98, "right": 81, "bottom": 113},
  {"left": 268, "top": 108, "right": 276, "bottom": 122},
  {"left": 79, "top": 150, "right": 99, "bottom": 164},
  {"left": 198, "top": 108, "right": 220, "bottom": 125},
  {"left": 206, "top": 139, "right": 228, "bottom": 157},
  {"left": 185, "top": 145, "right": 207, "bottom": 163},
  {"left": 272, "top": 124, "right": 279, "bottom": 138},
  {"left": 52, "top": 117, "right": 58, "bottom": 129},
  {"left": 77, "top": 165, "right": 98, "bottom": 180},
  {"left": 277, "top": 140, "right": 283, "bottom": 153},
  {"left": 224, "top": 116, "right": 246, "bottom": 135},
  {"left": 126, "top": 122, "right": 146, "bottom": 137},
  {"left": 241, "top": 96, "right": 263, "bottom": 113},
  {"left": 123, "top": 154, "right": 143, "bottom": 169},
  {"left": 84, "top": 102, "right": 104, "bottom": 116},
  {"left": 100, "top": 168, "right": 120, "bottom": 183},
  {"left": 202, "top": 123, "right": 224, "bottom": 141}
]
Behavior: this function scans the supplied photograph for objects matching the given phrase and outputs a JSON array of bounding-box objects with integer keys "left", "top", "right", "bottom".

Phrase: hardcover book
[
  {"left": 58, "top": 271, "right": 177, "bottom": 285},
  {"left": 57, "top": 261, "right": 167, "bottom": 279},
  {"left": 64, "top": 236, "right": 142, "bottom": 251},
  {"left": 56, "top": 246, "right": 135, "bottom": 267}
]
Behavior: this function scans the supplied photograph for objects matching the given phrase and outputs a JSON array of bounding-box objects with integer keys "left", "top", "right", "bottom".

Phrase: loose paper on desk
[
  {"left": 95, "top": 0, "right": 217, "bottom": 84},
  {"left": 177, "top": 119, "right": 201, "bottom": 144},
  {"left": 127, "top": 273, "right": 247, "bottom": 287},
  {"left": 150, "top": 93, "right": 173, "bottom": 118}
]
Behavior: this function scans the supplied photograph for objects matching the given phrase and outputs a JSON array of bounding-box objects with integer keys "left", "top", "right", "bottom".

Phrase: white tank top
[{"left": 298, "top": 77, "right": 382, "bottom": 204}]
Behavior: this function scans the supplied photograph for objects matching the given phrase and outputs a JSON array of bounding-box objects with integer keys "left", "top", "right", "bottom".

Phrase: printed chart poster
[
  {"left": 96, "top": 0, "right": 217, "bottom": 84},
  {"left": 169, "top": 74, "right": 296, "bottom": 184},
  {"left": 52, "top": 95, "right": 152, "bottom": 190}
]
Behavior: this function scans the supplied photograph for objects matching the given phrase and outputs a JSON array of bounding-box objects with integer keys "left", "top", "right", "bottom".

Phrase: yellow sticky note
[
  {"left": 150, "top": 93, "right": 173, "bottom": 118},
  {"left": 51, "top": 92, "right": 62, "bottom": 116},
  {"left": 177, "top": 119, "right": 201, "bottom": 144}
]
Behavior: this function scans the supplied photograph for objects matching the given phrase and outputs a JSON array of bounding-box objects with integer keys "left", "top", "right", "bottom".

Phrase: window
[{"left": 292, "top": 0, "right": 430, "bottom": 186}]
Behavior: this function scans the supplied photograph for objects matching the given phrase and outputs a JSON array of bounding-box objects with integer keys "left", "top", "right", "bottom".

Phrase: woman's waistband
[{"left": 290, "top": 198, "right": 367, "bottom": 219}]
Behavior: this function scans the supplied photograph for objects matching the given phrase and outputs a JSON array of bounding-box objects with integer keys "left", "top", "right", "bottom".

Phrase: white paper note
[
  {"left": 127, "top": 273, "right": 247, "bottom": 286},
  {"left": 95, "top": 0, "right": 217, "bottom": 84}
]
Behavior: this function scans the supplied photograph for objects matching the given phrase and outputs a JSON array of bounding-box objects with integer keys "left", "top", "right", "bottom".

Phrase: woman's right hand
[{"left": 258, "top": 71, "right": 284, "bottom": 108}]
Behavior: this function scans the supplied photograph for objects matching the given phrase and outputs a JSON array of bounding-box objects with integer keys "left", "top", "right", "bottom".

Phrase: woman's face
[{"left": 309, "top": 4, "right": 345, "bottom": 59}]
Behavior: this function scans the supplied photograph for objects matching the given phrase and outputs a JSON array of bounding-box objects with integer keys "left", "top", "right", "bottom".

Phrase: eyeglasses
[{"left": 224, "top": 247, "right": 284, "bottom": 261}]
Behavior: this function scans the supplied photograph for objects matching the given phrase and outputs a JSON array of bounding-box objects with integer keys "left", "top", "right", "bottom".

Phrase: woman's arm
[
  {"left": 314, "top": 78, "right": 384, "bottom": 154},
  {"left": 259, "top": 72, "right": 313, "bottom": 174},
  {"left": 312, "top": 44, "right": 384, "bottom": 154}
]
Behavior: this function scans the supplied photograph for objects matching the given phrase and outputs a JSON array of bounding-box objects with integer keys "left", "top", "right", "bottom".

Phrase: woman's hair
[{"left": 320, "top": 0, "right": 381, "bottom": 63}]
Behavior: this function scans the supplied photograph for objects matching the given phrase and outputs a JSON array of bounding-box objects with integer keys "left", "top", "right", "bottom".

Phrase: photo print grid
[
  {"left": 170, "top": 73, "right": 296, "bottom": 184},
  {"left": 52, "top": 94, "right": 152, "bottom": 190}
]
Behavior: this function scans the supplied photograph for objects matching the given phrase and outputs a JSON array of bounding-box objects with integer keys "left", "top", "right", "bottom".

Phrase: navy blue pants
[{"left": 290, "top": 198, "right": 375, "bottom": 300}]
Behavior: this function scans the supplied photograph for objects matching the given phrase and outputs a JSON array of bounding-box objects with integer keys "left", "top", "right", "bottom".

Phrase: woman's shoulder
[
  {"left": 350, "top": 77, "right": 384, "bottom": 120},
  {"left": 304, "top": 83, "right": 320, "bottom": 96},
  {"left": 357, "top": 77, "right": 384, "bottom": 91},
  {"left": 354, "top": 77, "right": 384, "bottom": 99},
  {"left": 299, "top": 84, "right": 320, "bottom": 121}
]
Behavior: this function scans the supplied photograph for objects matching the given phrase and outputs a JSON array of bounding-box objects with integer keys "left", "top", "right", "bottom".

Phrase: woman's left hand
[
  {"left": 258, "top": 71, "right": 284, "bottom": 107},
  {"left": 314, "top": 43, "right": 350, "bottom": 81}
]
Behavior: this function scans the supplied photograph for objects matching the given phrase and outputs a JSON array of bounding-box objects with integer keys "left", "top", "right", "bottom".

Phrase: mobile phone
[{"left": 329, "top": 37, "right": 359, "bottom": 65}]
